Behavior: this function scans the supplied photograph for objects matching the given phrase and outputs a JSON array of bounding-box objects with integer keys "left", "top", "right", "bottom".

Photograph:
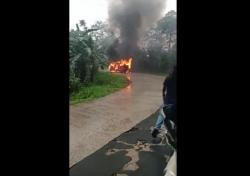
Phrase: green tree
[
  {"left": 69, "top": 20, "right": 104, "bottom": 92},
  {"left": 157, "top": 10, "right": 176, "bottom": 50},
  {"left": 140, "top": 11, "right": 177, "bottom": 72},
  {"left": 90, "top": 21, "right": 116, "bottom": 64}
]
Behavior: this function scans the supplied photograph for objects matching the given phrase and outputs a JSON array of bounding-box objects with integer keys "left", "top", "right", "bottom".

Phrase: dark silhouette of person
[{"left": 152, "top": 66, "right": 176, "bottom": 147}]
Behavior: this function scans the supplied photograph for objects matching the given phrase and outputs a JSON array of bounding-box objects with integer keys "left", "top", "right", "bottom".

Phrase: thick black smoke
[{"left": 108, "top": 0, "right": 166, "bottom": 58}]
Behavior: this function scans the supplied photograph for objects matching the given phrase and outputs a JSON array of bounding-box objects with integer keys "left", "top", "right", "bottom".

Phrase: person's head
[
  {"left": 172, "top": 65, "right": 176, "bottom": 74},
  {"left": 168, "top": 65, "right": 176, "bottom": 78}
]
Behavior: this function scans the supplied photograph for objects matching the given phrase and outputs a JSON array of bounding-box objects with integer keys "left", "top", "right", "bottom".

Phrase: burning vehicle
[{"left": 108, "top": 57, "right": 132, "bottom": 73}]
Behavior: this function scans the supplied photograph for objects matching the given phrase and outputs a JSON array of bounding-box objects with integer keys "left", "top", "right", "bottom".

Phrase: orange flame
[{"left": 108, "top": 57, "right": 132, "bottom": 73}]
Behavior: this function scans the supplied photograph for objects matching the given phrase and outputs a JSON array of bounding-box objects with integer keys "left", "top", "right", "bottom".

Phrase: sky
[{"left": 70, "top": 0, "right": 176, "bottom": 29}]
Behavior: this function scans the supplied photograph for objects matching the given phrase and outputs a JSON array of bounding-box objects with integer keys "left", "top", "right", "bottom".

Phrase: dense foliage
[
  {"left": 139, "top": 10, "right": 177, "bottom": 73},
  {"left": 69, "top": 20, "right": 108, "bottom": 93},
  {"left": 69, "top": 11, "right": 176, "bottom": 94}
]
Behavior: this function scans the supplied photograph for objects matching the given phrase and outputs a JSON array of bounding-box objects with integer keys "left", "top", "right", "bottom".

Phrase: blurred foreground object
[{"left": 164, "top": 151, "right": 176, "bottom": 176}]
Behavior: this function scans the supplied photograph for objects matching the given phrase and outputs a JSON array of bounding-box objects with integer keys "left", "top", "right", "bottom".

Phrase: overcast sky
[{"left": 70, "top": 0, "right": 176, "bottom": 29}]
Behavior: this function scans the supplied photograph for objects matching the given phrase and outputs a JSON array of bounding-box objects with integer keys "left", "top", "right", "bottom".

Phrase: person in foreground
[
  {"left": 151, "top": 66, "right": 176, "bottom": 148},
  {"left": 151, "top": 66, "right": 177, "bottom": 176}
]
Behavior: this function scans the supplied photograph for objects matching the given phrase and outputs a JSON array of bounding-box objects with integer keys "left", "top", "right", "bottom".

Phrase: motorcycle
[
  {"left": 151, "top": 104, "right": 177, "bottom": 176},
  {"left": 152, "top": 104, "right": 176, "bottom": 149},
  {"left": 161, "top": 104, "right": 177, "bottom": 176}
]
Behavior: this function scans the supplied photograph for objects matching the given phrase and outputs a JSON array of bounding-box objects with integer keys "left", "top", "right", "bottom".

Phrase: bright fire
[{"left": 108, "top": 57, "right": 132, "bottom": 73}]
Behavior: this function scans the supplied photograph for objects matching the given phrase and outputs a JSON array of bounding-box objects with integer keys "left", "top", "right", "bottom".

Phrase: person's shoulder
[{"left": 163, "top": 76, "right": 168, "bottom": 84}]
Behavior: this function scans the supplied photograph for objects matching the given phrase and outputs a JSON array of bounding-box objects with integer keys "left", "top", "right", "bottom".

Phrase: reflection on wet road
[{"left": 70, "top": 73, "right": 165, "bottom": 167}]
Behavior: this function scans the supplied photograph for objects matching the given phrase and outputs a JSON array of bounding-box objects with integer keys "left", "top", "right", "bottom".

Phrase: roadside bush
[{"left": 70, "top": 72, "right": 81, "bottom": 94}]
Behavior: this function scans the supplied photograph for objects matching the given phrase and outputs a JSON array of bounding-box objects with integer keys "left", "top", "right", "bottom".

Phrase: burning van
[{"left": 108, "top": 57, "right": 132, "bottom": 73}]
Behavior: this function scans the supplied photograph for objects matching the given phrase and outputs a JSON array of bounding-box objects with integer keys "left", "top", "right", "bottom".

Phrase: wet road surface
[
  {"left": 70, "top": 73, "right": 166, "bottom": 167},
  {"left": 70, "top": 110, "right": 175, "bottom": 176}
]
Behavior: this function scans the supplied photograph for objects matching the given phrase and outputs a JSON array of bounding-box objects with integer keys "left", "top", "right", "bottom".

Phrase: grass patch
[{"left": 70, "top": 72, "right": 128, "bottom": 105}]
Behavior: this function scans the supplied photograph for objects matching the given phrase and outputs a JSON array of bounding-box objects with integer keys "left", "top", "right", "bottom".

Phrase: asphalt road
[
  {"left": 70, "top": 73, "right": 166, "bottom": 167},
  {"left": 70, "top": 110, "right": 175, "bottom": 176}
]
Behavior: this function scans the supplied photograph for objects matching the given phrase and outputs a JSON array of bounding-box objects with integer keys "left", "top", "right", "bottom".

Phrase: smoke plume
[{"left": 108, "top": 0, "right": 166, "bottom": 58}]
